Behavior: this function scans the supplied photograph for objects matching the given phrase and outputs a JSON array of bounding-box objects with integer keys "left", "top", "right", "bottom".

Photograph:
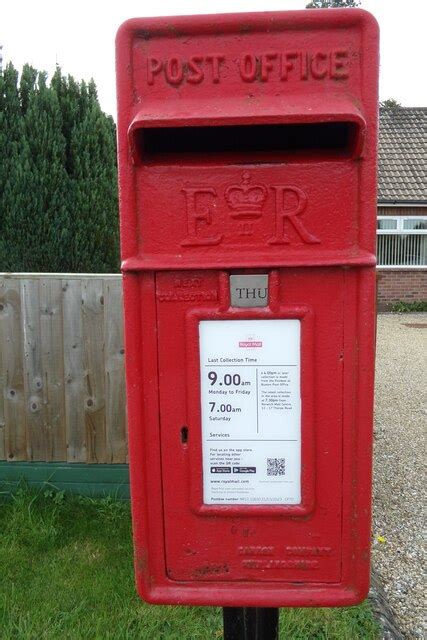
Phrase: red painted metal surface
[{"left": 116, "top": 9, "right": 379, "bottom": 607}]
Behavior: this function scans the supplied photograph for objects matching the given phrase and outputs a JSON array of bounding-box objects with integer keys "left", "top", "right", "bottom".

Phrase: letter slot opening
[{"left": 131, "top": 121, "right": 362, "bottom": 164}]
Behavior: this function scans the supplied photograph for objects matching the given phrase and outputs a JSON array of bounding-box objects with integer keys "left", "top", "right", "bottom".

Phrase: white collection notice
[{"left": 199, "top": 319, "right": 301, "bottom": 505}]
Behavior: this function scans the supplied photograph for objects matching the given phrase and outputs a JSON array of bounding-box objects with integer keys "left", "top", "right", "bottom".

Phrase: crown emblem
[{"left": 225, "top": 172, "right": 267, "bottom": 220}]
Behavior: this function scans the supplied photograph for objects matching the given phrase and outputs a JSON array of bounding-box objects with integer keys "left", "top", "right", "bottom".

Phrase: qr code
[{"left": 267, "top": 458, "right": 286, "bottom": 476}]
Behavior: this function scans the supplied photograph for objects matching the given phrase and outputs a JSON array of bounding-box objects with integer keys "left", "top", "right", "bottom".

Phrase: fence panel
[
  {"left": 0, "top": 280, "right": 27, "bottom": 461},
  {"left": 0, "top": 280, "right": 6, "bottom": 460},
  {"left": 104, "top": 278, "right": 127, "bottom": 463},
  {"left": 82, "top": 279, "right": 107, "bottom": 463},
  {"left": 40, "top": 278, "right": 67, "bottom": 461},
  {"left": 21, "top": 278, "right": 48, "bottom": 461},
  {"left": 0, "top": 274, "right": 127, "bottom": 464}
]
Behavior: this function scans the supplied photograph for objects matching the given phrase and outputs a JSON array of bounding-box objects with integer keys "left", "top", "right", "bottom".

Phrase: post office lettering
[{"left": 146, "top": 49, "right": 349, "bottom": 85}]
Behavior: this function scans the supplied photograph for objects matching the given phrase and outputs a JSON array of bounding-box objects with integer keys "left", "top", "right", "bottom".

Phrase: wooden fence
[{"left": 0, "top": 274, "right": 127, "bottom": 463}]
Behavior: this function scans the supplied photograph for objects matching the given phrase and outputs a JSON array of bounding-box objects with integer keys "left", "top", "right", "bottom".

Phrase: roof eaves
[{"left": 378, "top": 199, "right": 427, "bottom": 206}]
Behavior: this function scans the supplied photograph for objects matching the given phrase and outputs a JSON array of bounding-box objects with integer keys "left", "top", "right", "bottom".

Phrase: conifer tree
[
  {"left": 0, "top": 64, "right": 22, "bottom": 211},
  {"left": 0, "top": 64, "right": 119, "bottom": 273},
  {"left": 0, "top": 63, "right": 34, "bottom": 270},
  {"left": 51, "top": 68, "right": 82, "bottom": 172},
  {"left": 68, "top": 100, "right": 119, "bottom": 272},
  {"left": 19, "top": 64, "right": 37, "bottom": 115},
  {"left": 52, "top": 68, "right": 119, "bottom": 272},
  {"left": 18, "top": 71, "right": 70, "bottom": 271}
]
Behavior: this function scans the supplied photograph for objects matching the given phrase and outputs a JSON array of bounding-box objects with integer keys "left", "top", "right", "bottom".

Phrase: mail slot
[{"left": 116, "top": 9, "right": 379, "bottom": 607}]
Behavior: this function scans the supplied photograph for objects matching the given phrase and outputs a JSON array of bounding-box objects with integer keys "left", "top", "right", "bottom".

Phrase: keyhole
[{"left": 181, "top": 426, "right": 188, "bottom": 444}]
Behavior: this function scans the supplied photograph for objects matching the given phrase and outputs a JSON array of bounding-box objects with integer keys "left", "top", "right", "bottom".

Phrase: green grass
[{"left": 0, "top": 489, "right": 379, "bottom": 639}]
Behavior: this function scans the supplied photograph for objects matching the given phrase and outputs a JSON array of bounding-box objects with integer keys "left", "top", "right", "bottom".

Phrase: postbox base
[{"left": 135, "top": 579, "right": 370, "bottom": 608}]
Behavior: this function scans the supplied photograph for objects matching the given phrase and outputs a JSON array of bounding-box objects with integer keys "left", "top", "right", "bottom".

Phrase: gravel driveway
[{"left": 373, "top": 313, "right": 427, "bottom": 639}]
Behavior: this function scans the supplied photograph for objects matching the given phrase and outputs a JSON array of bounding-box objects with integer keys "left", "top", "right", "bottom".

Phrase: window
[{"left": 377, "top": 216, "right": 427, "bottom": 268}]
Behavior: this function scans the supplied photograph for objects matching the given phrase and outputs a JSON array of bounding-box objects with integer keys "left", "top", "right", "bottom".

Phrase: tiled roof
[{"left": 378, "top": 107, "right": 427, "bottom": 203}]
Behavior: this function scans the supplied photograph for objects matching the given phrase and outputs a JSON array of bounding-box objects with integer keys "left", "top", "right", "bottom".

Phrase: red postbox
[{"left": 116, "top": 9, "right": 379, "bottom": 607}]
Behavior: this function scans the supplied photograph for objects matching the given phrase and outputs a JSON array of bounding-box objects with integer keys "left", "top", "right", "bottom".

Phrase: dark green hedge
[{"left": 0, "top": 64, "right": 119, "bottom": 273}]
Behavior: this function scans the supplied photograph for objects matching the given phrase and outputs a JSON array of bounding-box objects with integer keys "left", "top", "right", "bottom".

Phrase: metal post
[{"left": 223, "top": 607, "right": 279, "bottom": 640}]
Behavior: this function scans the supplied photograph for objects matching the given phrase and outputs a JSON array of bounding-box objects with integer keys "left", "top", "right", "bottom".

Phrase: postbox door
[{"left": 156, "top": 267, "right": 345, "bottom": 584}]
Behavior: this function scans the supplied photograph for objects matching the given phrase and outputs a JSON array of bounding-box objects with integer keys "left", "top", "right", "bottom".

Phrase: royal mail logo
[{"left": 239, "top": 341, "right": 263, "bottom": 348}]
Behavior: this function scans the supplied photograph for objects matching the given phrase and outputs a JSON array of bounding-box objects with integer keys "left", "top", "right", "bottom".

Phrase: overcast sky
[{"left": 1, "top": 0, "right": 426, "bottom": 117}]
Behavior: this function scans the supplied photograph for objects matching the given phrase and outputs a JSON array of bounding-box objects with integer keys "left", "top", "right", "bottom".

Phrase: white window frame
[{"left": 377, "top": 216, "right": 427, "bottom": 269}]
